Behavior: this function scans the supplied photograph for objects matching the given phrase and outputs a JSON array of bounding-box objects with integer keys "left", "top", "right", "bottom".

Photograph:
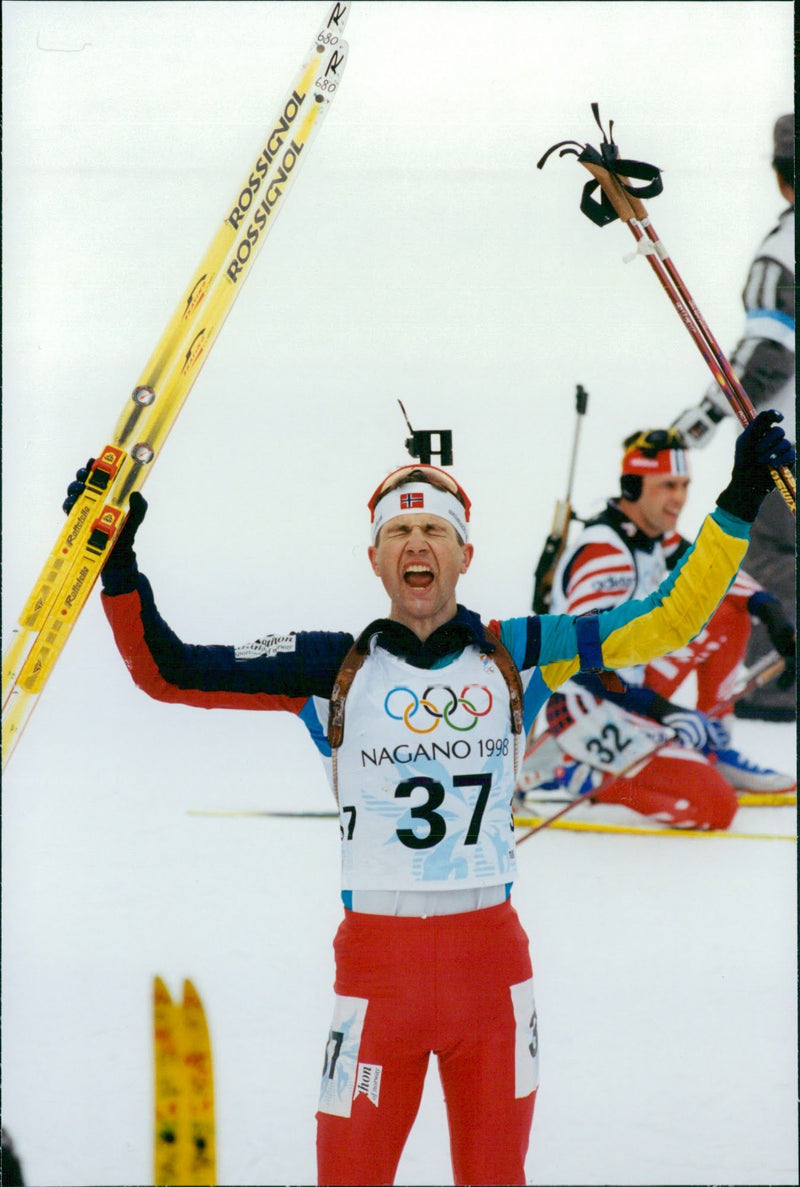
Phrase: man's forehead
[
  {"left": 381, "top": 512, "right": 458, "bottom": 533},
  {"left": 644, "top": 472, "right": 691, "bottom": 489},
  {"left": 370, "top": 480, "right": 470, "bottom": 545}
]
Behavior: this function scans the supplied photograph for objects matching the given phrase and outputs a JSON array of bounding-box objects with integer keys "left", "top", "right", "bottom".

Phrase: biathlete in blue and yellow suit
[{"left": 77, "top": 410, "right": 792, "bottom": 1187}]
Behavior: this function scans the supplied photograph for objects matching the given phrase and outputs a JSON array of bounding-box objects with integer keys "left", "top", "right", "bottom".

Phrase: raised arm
[
  {"left": 534, "top": 412, "right": 794, "bottom": 691},
  {"left": 60, "top": 486, "right": 353, "bottom": 711}
]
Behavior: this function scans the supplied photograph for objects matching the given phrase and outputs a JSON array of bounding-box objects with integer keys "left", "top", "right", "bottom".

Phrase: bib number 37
[{"left": 342, "top": 772, "right": 494, "bottom": 850}]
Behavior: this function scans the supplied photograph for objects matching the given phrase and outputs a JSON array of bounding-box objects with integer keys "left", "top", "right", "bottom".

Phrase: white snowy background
[{"left": 2, "top": 2, "right": 796, "bottom": 1185}]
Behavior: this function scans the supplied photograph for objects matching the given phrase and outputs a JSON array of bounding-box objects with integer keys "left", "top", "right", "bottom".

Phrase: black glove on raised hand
[
  {"left": 62, "top": 458, "right": 96, "bottom": 514},
  {"left": 747, "top": 591, "right": 797, "bottom": 691},
  {"left": 103, "top": 491, "right": 148, "bottom": 574},
  {"left": 716, "top": 410, "right": 795, "bottom": 523},
  {"left": 63, "top": 462, "right": 147, "bottom": 578}
]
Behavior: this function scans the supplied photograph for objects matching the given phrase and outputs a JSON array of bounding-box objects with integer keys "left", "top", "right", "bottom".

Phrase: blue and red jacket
[{"left": 100, "top": 506, "right": 751, "bottom": 757}]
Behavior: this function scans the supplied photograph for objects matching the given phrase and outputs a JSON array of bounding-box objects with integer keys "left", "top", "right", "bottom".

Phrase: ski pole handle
[{"left": 579, "top": 160, "right": 639, "bottom": 223}]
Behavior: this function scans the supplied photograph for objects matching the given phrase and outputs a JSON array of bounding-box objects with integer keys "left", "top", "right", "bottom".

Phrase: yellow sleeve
[{"left": 536, "top": 510, "right": 749, "bottom": 692}]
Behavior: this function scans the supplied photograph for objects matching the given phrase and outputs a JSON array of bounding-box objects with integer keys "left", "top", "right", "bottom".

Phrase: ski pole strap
[
  {"left": 537, "top": 103, "right": 663, "bottom": 227},
  {"left": 577, "top": 146, "right": 663, "bottom": 227},
  {"left": 574, "top": 612, "right": 626, "bottom": 693}
]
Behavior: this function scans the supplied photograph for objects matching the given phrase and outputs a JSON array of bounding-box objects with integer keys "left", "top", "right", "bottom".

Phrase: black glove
[
  {"left": 104, "top": 490, "right": 148, "bottom": 573},
  {"left": 747, "top": 591, "right": 797, "bottom": 690},
  {"left": 63, "top": 458, "right": 95, "bottom": 514},
  {"left": 716, "top": 410, "right": 796, "bottom": 523},
  {"left": 63, "top": 461, "right": 147, "bottom": 574},
  {"left": 777, "top": 654, "right": 797, "bottom": 692}
]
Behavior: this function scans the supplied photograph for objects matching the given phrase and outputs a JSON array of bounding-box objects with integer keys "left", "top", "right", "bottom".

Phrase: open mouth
[{"left": 404, "top": 564, "right": 435, "bottom": 589}]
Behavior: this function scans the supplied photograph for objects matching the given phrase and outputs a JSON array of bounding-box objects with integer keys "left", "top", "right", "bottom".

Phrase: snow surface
[{"left": 2, "top": 3, "right": 796, "bottom": 1184}]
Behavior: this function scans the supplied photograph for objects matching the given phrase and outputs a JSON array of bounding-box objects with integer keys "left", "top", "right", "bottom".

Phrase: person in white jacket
[{"left": 532, "top": 428, "right": 795, "bottom": 833}]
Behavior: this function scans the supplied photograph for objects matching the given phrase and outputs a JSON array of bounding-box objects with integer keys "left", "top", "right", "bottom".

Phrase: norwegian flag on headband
[{"left": 400, "top": 492, "right": 424, "bottom": 509}]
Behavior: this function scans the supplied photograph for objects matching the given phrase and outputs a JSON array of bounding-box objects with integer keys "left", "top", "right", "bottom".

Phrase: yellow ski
[
  {"left": 153, "top": 977, "right": 216, "bottom": 1186},
  {"left": 182, "top": 980, "right": 216, "bottom": 1186},
  {"left": 2, "top": 2, "right": 350, "bottom": 770},
  {"left": 514, "top": 814, "right": 795, "bottom": 842},
  {"left": 153, "top": 977, "right": 186, "bottom": 1186}
]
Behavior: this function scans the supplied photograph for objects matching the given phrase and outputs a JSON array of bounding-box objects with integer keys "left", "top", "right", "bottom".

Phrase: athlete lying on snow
[{"left": 66, "top": 409, "right": 793, "bottom": 1187}]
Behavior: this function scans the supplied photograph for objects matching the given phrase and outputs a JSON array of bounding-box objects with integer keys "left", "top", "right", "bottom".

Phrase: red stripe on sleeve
[
  {"left": 102, "top": 590, "right": 308, "bottom": 715},
  {"left": 564, "top": 541, "right": 634, "bottom": 614}
]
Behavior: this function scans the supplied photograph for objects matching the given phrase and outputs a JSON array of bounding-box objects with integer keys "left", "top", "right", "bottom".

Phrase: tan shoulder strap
[
  {"left": 484, "top": 628, "right": 524, "bottom": 735},
  {"left": 327, "top": 627, "right": 524, "bottom": 750},
  {"left": 327, "top": 641, "right": 368, "bottom": 750}
]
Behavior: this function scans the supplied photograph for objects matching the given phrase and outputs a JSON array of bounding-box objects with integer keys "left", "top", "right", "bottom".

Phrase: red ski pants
[
  {"left": 547, "top": 598, "right": 750, "bottom": 829},
  {"left": 316, "top": 899, "right": 538, "bottom": 1186},
  {"left": 593, "top": 744, "right": 738, "bottom": 829}
]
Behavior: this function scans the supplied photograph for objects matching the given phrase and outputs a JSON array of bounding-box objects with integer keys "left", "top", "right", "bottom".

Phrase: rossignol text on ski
[{"left": 2, "top": 2, "right": 350, "bottom": 770}]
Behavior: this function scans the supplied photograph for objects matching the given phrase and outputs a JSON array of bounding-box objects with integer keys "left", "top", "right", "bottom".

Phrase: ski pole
[
  {"left": 704, "top": 648, "right": 786, "bottom": 718},
  {"left": 538, "top": 105, "right": 795, "bottom": 514},
  {"left": 532, "top": 384, "right": 589, "bottom": 613},
  {"left": 510, "top": 721, "right": 664, "bottom": 845}
]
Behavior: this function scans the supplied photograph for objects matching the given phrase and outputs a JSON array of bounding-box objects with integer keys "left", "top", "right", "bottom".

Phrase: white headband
[{"left": 370, "top": 483, "right": 469, "bottom": 544}]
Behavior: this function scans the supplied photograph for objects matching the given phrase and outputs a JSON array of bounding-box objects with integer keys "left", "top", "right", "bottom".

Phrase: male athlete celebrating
[{"left": 68, "top": 409, "right": 792, "bottom": 1185}]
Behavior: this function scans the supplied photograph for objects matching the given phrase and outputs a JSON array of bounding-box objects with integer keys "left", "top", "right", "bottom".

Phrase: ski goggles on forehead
[
  {"left": 368, "top": 464, "right": 471, "bottom": 513},
  {"left": 624, "top": 428, "right": 687, "bottom": 456},
  {"left": 621, "top": 428, "right": 690, "bottom": 477},
  {"left": 368, "top": 465, "right": 471, "bottom": 544}
]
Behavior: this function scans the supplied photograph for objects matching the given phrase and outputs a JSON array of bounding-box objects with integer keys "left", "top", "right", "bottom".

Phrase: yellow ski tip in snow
[
  {"left": 737, "top": 791, "right": 795, "bottom": 807},
  {"left": 154, "top": 975, "right": 173, "bottom": 1006},
  {"left": 153, "top": 976, "right": 216, "bottom": 1186}
]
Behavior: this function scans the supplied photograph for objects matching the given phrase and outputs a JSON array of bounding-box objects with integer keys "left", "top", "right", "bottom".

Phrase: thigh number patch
[
  {"left": 318, "top": 994, "right": 368, "bottom": 1117},
  {"left": 510, "top": 978, "right": 540, "bottom": 1098}
]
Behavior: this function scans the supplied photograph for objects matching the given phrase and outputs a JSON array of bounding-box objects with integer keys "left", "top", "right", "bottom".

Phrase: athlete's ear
[
  {"left": 368, "top": 544, "right": 380, "bottom": 576},
  {"left": 460, "top": 543, "right": 474, "bottom": 574}
]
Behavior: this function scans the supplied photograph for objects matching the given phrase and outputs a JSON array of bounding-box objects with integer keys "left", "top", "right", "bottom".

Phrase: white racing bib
[
  {"left": 331, "top": 644, "right": 518, "bottom": 893},
  {"left": 555, "top": 700, "right": 674, "bottom": 774}
]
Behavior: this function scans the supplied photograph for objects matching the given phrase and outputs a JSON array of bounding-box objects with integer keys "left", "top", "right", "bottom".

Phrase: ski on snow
[
  {"left": 2, "top": 1, "right": 350, "bottom": 770},
  {"left": 153, "top": 977, "right": 215, "bottom": 1186},
  {"left": 513, "top": 813, "right": 795, "bottom": 843}
]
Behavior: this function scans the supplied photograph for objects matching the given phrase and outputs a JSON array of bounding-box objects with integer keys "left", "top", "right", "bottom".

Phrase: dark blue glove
[
  {"left": 63, "top": 462, "right": 147, "bottom": 573},
  {"left": 103, "top": 491, "right": 148, "bottom": 573},
  {"left": 747, "top": 592, "right": 796, "bottom": 690},
  {"left": 62, "top": 459, "right": 95, "bottom": 514},
  {"left": 716, "top": 410, "right": 795, "bottom": 523}
]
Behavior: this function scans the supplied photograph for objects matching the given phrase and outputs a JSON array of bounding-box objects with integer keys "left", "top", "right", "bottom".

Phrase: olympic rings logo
[{"left": 384, "top": 684, "right": 493, "bottom": 733}]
